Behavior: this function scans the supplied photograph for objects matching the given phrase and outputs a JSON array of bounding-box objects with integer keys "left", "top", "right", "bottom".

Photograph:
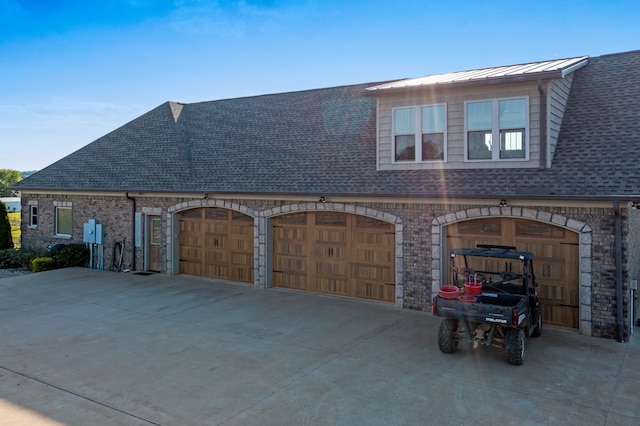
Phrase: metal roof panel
[{"left": 366, "top": 56, "right": 589, "bottom": 91}]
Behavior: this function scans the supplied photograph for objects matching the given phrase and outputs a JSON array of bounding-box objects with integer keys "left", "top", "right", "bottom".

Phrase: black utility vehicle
[{"left": 432, "top": 245, "right": 542, "bottom": 365}]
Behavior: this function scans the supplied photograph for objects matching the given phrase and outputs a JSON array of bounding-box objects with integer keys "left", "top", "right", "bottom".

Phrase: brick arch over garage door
[
  {"left": 432, "top": 207, "right": 593, "bottom": 335},
  {"left": 167, "top": 200, "right": 258, "bottom": 284},
  {"left": 260, "top": 203, "right": 404, "bottom": 306}
]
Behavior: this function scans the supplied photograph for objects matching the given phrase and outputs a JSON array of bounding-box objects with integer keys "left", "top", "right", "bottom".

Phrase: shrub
[
  {"left": 0, "top": 244, "right": 50, "bottom": 270},
  {"left": 20, "top": 244, "right": 51, "bottom": 271},
  {"left": 54, "top": 244, "right": 89, "bottom": 268},
  {"left": 32, "top": 256, "right": 56, "bottom": 272},
  {"left": 0, "top": 248, "right": 22, "bottom": 268}
]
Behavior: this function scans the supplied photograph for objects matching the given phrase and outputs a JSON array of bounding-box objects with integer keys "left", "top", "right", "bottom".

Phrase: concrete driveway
[{"left": 0, "top": 268, "right": 639, "bottom": 425}]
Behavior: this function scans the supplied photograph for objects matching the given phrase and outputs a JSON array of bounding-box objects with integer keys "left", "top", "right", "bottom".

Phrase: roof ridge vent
[{"left": 169, "top": 102, "right": 184, "bottom": 122}]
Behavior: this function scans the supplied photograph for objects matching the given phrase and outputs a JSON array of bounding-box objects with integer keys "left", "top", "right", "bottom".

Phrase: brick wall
[
  {"left": 21, "top": 194, "right": 133, "bottom": 271},
  {"left": 20, "top": 193, "right": 628, "bottom": 339}
]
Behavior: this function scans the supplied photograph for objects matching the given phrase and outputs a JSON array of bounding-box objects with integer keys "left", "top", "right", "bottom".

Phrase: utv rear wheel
[
  {"left": 438, "top": 318, "right": 459, "bottom": 354},
  {"left": 505, "top": 328, "right": 525, "bottom": 365}
]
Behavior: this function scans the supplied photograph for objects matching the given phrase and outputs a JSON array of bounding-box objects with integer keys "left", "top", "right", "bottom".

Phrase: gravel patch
[{"left": 0, "top": 268, "right": 32, "bottom": 279}]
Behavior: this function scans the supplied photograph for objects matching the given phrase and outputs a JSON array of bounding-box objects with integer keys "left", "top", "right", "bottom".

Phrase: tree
[
  {"left": 0, "top": 201, "right": 14, "bottom": 249},
  {"left": 0, "top": 169, "right": 22, "bottom": 197}
]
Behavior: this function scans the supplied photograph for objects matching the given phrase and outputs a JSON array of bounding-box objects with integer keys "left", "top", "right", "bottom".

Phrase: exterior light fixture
[
  {"left": 631, "top": 202, "right": 640, "bottom": 210},
  {"left": 498, "top": 200, "right": 508, "bottom": 207},
  {"left": 319, "top": 196, "right": 326, "bottom": 203}
]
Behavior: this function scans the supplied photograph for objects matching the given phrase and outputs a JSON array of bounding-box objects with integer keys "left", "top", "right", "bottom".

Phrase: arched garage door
[
  {"left": 273, "top": 212, "right": 396, "bottom": 303},
  {"left": 179, "top": 208, "right": 254, "bottom": 283},
  {"left": 446, "top": 218, "right": 579, "bottom": 329}
]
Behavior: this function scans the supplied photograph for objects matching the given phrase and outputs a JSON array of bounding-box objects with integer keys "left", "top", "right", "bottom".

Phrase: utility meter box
[{"left": 83, "top": 219, "right": 103, "bottom": 244}]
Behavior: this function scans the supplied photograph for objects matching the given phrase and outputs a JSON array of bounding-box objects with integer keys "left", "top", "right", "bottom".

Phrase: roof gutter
[
  {"left": 153, "top": 191, "right": 640, "bottom": 203},
  {"left": 537, "top": 79, "right": 548, "bottom": 169},
  {"left": 13, "top": 188, "right": 640, "bottom": 204},
  {"left": 125, "top": 192, "right": 136, "bottom": 271}
]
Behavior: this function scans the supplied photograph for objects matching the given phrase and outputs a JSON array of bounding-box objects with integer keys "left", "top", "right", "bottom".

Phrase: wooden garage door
[
  {"left": 179, "top": 208, "right": 254, "bottom": 283},
  {"left": 446, "top": 218, "right": 579, "bottom": 329},
  {"left": 273, "top": 212, "right": 395, "bottom": 303}
]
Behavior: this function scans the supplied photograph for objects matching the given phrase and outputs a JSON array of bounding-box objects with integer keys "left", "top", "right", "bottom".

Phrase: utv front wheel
[
  {"left": 505, "top": 328, "right": 525, "bottom": 365},
  {"left": 438, "top": 318, "right": 459, "bottom": 354}
]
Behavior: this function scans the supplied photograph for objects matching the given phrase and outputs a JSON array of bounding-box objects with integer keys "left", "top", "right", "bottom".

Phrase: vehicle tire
[
  {"left": 505, "top": 328, "right": 525, "bottom": 365},
  {"left": 438, "top": 318, "right": 459, "bottom": 354},
  {"left": 531, "top": 309, "right": 542, "bottom": 338}
]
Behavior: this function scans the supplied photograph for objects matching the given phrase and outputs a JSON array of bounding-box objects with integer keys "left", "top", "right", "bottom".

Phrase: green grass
[{"left": 8, "top": 212, "right": 20, "bottom": 248}]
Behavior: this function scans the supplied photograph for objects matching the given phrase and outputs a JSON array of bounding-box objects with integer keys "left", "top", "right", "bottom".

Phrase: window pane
[
  {"left": 30, "top": 206, "right": 38, "bottom": 226},
  {"left": 56, "top": 207, "right": 72, "bottom": 236},
  {"left": 395, "top": 135, "right": 415, "bottom": 161},
  {"left": 468, "top": 131, "right": 492, "bottom": 159},
  {"left": 499, "top": 99, "right": 526, "bottom": 128},
  {"left": 422, "top": 105, "right": 445, "bottom": 133},
  {"left": 151, "top": 218, "right": 162, "bottom": 244},
  {"left": 467, "top": 101, "right": 492, "bottom": 130},
  {"left": 394, "top": 108, "right": 415, "bottom": 134},
  {"left": 500, "top": 129, "right": 525, "bottom": 158},
  {"left": 422, "top": 133, "right": 444, "bottom": 160}
]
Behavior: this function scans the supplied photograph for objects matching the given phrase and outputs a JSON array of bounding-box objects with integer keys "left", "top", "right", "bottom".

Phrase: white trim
[{"left": 560, "top": 59, "right": 588, "bottom": 78}]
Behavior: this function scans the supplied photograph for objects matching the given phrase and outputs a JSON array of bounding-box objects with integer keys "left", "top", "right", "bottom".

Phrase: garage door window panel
[
  {"left": 516, "top": 221, "right": 566, "bottom": 238},
  {"left": 182, "top": 208, "right": 202, "bottom": 218}
]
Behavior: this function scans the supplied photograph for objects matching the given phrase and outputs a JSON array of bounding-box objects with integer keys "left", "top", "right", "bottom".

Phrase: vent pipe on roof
[
  {"left": 537, "top": 79, "right": 548, "bottom": 169},
  {"left": 125, "top": 192, "right": 136, "bottom": 271}
]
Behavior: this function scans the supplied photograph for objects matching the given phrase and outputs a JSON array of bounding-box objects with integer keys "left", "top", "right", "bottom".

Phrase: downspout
[
  {"left": 125, "top": 192, "right": 136, "bottom": 271},
  {"left": 614, "top": 201, "right": 624, "bottom": 341},
  {"left": 537, "top": 79, "right": 547, "bottom": 169}
]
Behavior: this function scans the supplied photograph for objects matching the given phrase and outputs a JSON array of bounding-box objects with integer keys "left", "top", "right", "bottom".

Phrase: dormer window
[
  {"left": 466, "top": 97, "right": 528, "bottom": 161},
  {"left": 393, "top": 104, "right": 446, "bottom": 162}
]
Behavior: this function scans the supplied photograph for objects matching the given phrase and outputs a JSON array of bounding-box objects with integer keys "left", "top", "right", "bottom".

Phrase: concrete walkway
[{"left": 0, "top": 268, "right": 638, "bottom": 425}]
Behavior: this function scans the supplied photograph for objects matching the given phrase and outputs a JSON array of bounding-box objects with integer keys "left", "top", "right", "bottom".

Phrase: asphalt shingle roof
[{"left": 14, "top": 50, "right": 640, "bottom": 200}]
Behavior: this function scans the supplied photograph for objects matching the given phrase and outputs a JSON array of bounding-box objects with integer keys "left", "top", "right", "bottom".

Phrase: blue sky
[{"left": 1, "top": 0, "right": 638, "bottom": 171}]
